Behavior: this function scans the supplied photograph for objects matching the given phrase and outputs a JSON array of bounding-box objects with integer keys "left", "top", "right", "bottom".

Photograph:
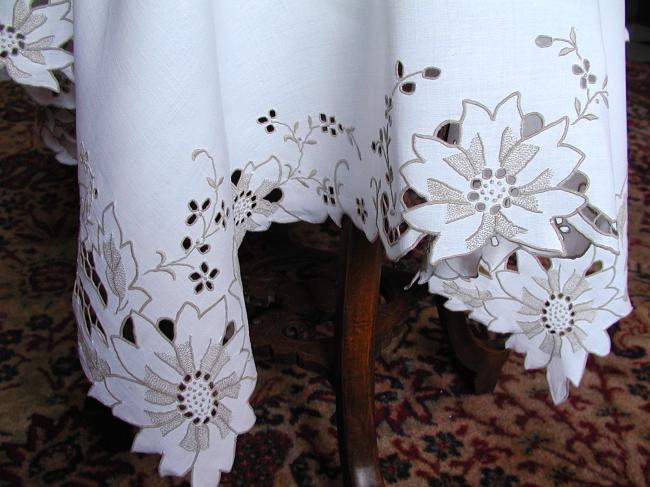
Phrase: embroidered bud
[
  {"left": 535, "top": 35, "right": 553, "bottom": 48},
  {"left": 422, "top": 67, "right": 441, "bottom": 80}
]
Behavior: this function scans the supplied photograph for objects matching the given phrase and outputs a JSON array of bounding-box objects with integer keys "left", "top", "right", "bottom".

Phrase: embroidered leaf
[
  {"left": 601, "top": 94, "right": 609, "bottom": 108},
  {"left": 152, "top": 251, "right": 176, "bottom": 279},
  {"left": 307, "top": 115, "right": 313, "bottom": 126},
  {"left": 304, "top": 139, "right": 317, "bottom": 145},
  {"left": 293, "top": 121, "right": 300, "bottom": 133},
  {"left": 558, "top": 47, "right": 574, "bottom": 56},
  {"left": 400, "top": 82, "right": 416, "bottom": 94},
  {"left": 207, "top": 177, "right": 217, "bottom": 188},
  {"left": 569, "top": 27, "right": 577, "bottom": 45},
  {"left": 103, "top": 237, "right": 126, "bottom": 302},
  {"left": 583, "top": 114, "right": 598, "bottom": 121},
  {"left": 602, "top": 75, "right": 608, "bottom": 89},
  {"left": 574, "top": 98, "right": 582, "bottom": 115},
  {"left": 191, "top": 149, "right": 208, "bottom": 161},
  {"left": 395, "top": 60, "right": 404, "bottom": 79}
]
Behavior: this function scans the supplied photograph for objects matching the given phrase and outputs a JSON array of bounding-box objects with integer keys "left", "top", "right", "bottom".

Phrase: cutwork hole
[
  {"left": 121, "top": 316, "right": 135, "bottom": 344},
  {"left": 580, "top": 205, "right": 598, "bottom": 221},
  {"left": 222, "top": 320, "right": 235, "bottom": 345},
  {"left": 402, "top": 188, "right": 426, "bottom": 209},
  {"left": 586, "top": 261, "right": 603, "bottom": 275},
  {"left": 436, "top": 122, "right": 460, "bottom": 145},
  {"left": 231, "top": 169, "right": 242, "bottom": 186},
  {"left": 522, "top": 113, "right": 544, "bottom": 137},
  {"left": 264, "top": 188, "right": 283, "bottom": 203},
  {"left": 594, "top": 214, "right": 614, "bottom": 233},
  {"left": 158, "top": 318, "right": 175, "bottom": 341},
  {"left": 506, "top": 253, "right": 518, "bottom": 272},
  {"left": 561, "top": 171, "right": 589, "bottom": 193},
  {"left": 537, "top": 256, "right": 552, "bottom": 270}
]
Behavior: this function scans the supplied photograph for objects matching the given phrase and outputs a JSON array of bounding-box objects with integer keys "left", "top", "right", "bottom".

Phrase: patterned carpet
[{"left": 0, "top": 63, "right": 649, "bottom": 487}]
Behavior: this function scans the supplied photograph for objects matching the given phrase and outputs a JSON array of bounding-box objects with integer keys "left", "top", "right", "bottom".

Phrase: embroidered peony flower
[
  {"left": 401, "top": 92, "right": 586, "bottom": 266},
  {"left": 105, "top": 299, "right": 255, "bottom": 485},
  {"left": 484, "top": 248, "right": 621, "bottom": 404},
  {"left": 0, "top": 0, "right": 73, "bottom": 91}
]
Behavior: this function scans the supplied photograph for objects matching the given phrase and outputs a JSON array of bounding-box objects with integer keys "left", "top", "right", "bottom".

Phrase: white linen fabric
[{"left": 1, "top": 0, "right": 633, "bottom": 485}]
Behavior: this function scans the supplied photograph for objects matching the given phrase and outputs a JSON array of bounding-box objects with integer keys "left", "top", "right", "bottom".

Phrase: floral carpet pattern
[{"left": 0, "top": 63, "right": 649, "bottom": 486}]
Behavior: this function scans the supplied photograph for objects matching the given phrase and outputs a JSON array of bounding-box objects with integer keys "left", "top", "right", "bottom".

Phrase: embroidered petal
[
  {"left": 112, "top": 331, "right": 178, "bottom": 383},
  {"left": 546, "top": 357, "right": 570, "bottom": 405},
  {"left": 516, "top": 118, "right": 582, "bottom": 188},
  {"left": 408, "top": 134, "right": 474, "bottom": 189},
  {"left": 427, "top": 212, "right": 484, "bottom": 264},
  {"left": 506, "top": 333, "right": 550, "bottom": 369},
  {"left": 132, "top": 427, "right": 164, "bottom": 454},
  {"left": 8, "top": 46, "right": 73, "bottom": 91},
  {"left": 159, "top": 444, "right": 196, "bottom": 477},
  {"left": 220, "top": 378, "right": 256, "bottom": 434},
  {"left": 104, "top": 377, "right": 167, "bottom": 427},
  {"left": 559, "top": 344, "right": 588, "bottom": 386},
  {"left": 403, "top": 202, "right": 458, "bottom": 235},
  {"left": 485, "top": 297, "right": 535, "bottom": 333},
  {"left": 499, "top": 205, "right": 568, "bottom": 254},
  {"left": 578, "top": 326, "right": 611, "bottom": 356}
]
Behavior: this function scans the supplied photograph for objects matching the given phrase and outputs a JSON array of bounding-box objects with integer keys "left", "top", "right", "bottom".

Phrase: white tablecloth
[{"left": 0, "top": 1, "right": 633, "bottom": 485}]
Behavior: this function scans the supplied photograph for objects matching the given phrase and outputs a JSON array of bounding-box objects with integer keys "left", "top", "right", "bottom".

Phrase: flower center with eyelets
[
  {"left": 0, "top": 25, "right": 25, "bottom": 58},
  {"left": 540, "top": 293, "right": 575, "bottom": 336},
  {"left": 177, "top": 371, "right": 218, "bottom": 424},
  {"left": 467, "top": 168, "right": 519, "bottom": 214},
  {"left": 233, "top": 190, "right": 257, "bottom": 226}
]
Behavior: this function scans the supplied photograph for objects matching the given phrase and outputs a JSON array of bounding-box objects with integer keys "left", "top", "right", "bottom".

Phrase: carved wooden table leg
[
  {"left": 434, "top": 296, "right": 510, "bottom": 394},
  {"left": 336, "top": 218, "right": 385, "bottom": 487}
]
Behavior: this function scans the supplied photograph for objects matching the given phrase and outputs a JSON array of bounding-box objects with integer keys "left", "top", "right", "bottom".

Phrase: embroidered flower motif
[
  {"left": 0, "top": 0, "right": 73, "bottom": 91},
  {"left": 106, "top": 300, "right": 255, "bottom": 484},
  {"left": 319, "top": 113, "right": 342, "bottom": 136},
  {"left": 484, "top": 248, "right": 620, "bottom": 404},
  {"left": 188, "top": 262, "right": 219, "bottom": 294},
  {"left": 257, "top": 108, "right": 277, "bottom": 133},
  {"left": 535, "top": 28, "right": 609, "bottom": 125},
  {"left": 356, "top": 197, "right": 368, "bottom": 224},
  {"left": 231, "top": 163, "right": 282, "bottom": 248},
  {"left": 571, "top": 59, "right": 597, "bottom": 90},
  {"left": 186, "top": 198, "right": 212, "bottom": 226},
  {"left": 401, "top": 92, "right": 586, "bottom": 265},
  {"left": 320, "top": 183, "right": 336, "bottom": 206}
]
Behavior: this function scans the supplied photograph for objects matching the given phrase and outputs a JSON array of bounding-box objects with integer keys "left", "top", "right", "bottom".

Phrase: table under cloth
[{"left": 0, "top": 0, "right": 634, "bottom": 485}]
